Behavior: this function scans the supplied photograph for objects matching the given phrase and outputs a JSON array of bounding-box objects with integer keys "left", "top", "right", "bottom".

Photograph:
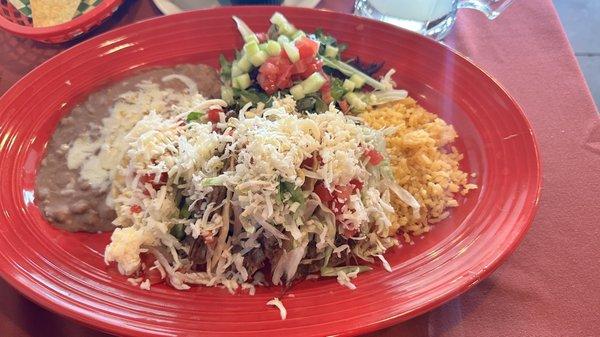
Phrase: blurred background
[{"left": 554, "top": 0, "right": 599, "bottom": 106}]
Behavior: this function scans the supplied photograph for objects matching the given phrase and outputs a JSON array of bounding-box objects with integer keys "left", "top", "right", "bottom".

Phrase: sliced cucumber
[
  {"left": 270, "top": 12, "right": 297, "bottom": 36},
  {"left": 249, "top": 50, "right": 269, "bottom": 67},
  {"left": 325, "top": 45, "right": 339, "bottom": 58},
  {"left": 342, "top": 79, "right": 355, "bottom": 92},
  {"left": 266, "top": 40, "right": 281, "bottom": 56},
  {"left": 246, "top": 35, "right": 259, "bottom": 44},
  {"left": 349, "top": 73, "right": 366, "bottom": 89},
  {"left": 291, "top": 30, "right": 306, "bottom": 41},
  {"left": 270, "top": 12, "right": 288, "bottom": 27},
  {"left": 290, "top": 84, "right": 305, "bottom": 100},
  {"left": 231, "top": 62, "right": 243, "bottom": 78},
  {"left": 243, "top": 40, "right": 260, "bottom": 56},
  {"left": 282, "top": 42, "right": 300, "bottom": 63},
  {"left": 233, "top": 73, "right": 252, "bottom": 90},
  {"left": 282, "top": 25, "right": 298, "bottom": 37},
  {"left": 344, "top": 92, "right": 367, "bottom": 111},
  {"left": 277, "top": 35, "right": 290, "bottom": 44},
  {"left": 221, "top": 85, "right": 234, "bottom": 104},
  {"left": 237, "top": 56, "right": 252, "bottom": 72},
  {"left": 301, "top": 72, "right": 326, "bottom": 94}
]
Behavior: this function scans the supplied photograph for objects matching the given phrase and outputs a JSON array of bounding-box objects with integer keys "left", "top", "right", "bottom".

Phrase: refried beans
[{"left": 35, "top": 64, "right": 221, "bottom": 232}]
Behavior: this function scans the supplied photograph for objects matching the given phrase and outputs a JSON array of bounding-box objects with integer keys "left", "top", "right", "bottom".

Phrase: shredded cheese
[{"left": 267, "top": 298, "right": 287, "bottom": 320}]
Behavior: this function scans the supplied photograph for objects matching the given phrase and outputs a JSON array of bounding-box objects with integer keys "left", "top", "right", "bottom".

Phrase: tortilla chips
[{"left": 31, "top": 0, "right": 80, "bottom": 27}]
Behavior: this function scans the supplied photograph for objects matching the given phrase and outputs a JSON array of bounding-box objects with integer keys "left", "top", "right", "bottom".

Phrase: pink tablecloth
[{"left": 0, "top": 0, "right": 598, "bottom": 336}]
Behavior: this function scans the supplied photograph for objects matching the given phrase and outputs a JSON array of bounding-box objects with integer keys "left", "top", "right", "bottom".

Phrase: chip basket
[{"left": 0, "top": 0, "right": 123, "bottom": 43}]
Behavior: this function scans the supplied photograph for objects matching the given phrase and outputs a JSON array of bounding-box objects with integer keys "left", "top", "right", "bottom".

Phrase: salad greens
[{"left": 219, "top": 12, "right": 407, "bottom": 114}]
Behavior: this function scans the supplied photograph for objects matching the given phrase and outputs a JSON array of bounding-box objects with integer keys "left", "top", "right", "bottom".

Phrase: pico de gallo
[{"left": 218, "top": 12, "right": 409, "bottom": 114}]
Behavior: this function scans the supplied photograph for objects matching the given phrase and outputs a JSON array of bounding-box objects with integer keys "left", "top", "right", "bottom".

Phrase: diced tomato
[
  {"left": 349, "top": 179, "right": 363, "bottom": 191},
  {"left": 314, "top": 181, "right": 334, "bottom": 203},
  {"left": 259, "top": 62, "right": 278, "bottom": 76},
  {"left": 207, "top": 108, "right": 222, "bottom": 123},
  {"left": 295, "top": 37, "right": 319, "bottom": 60},
  {"left": 275, "top": 65, "right": 293, "bottom": 90},
  {"left": 315, "top": 179, "right": 362, "bottom": 214},
  {"left": 280, "top": 48, "right": 289, "bottom": 61},
  {"left": 289, "top": 57, "right": 323, "bottom": 79},
  {"left": 331, "top": 199, "right": 343, "bottom": 213},
  {"left": 275, "top": 77, "right": 292, "bottom": 90},
  {"left": 280, "top": 58, "right": 293, "bottom": 70},
  {"left": 140, "top": 172, "right": 168, "bottom": 190},
  {"left": 279, "top": 62, "right": 293, "bottom": 78},
  {"left": 256, "top": 32, "right": 268, "bottom": 43},
  {"left": 270, "top": 55, "right": 292, "bottom": 69},
  {"left": 257, "top": 73, "right": 277, "bottom": 94},
  {"left": 130, "top": 204, "right": 142, "bottom": 213},
  {"left": 291, "top": 60, "right": 307, "bottom": 75},
  {"left": 300, "top": 59, "right": 323, "bottom": 79},
  {"left": 320, "top": 81, "right": 333, "bottom": 104},
  {"left": 140, "top": 253, "right": 164, "bottom": 285},
  {"left": 327, "top": 183, "right": 357, "bottom": 215},
  {"left": 365, "top": 149, "right": 384, "bottom": 165},
  {"left": 257, "top": 56, "right": 294, "bottom": 94},
  {"left": 338, "top": 100, "right": 350, "bottom": 113},
  {"left": 335, "top": 185, "right": 354, "bottom": 201}
]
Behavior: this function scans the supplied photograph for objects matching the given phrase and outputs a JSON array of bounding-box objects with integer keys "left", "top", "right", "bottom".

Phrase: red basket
[{"left": 0, "top": 0, "right": 123, "bottom": 43}]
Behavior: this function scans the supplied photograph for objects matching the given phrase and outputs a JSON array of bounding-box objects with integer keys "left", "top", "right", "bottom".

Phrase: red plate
[{"left": 0, "top": 7, "right": 541, "bottom": 336}]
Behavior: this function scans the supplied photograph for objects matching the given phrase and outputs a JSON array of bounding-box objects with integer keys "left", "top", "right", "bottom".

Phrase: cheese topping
[
  {"left": 71, "top": 72, "right": 428, "bottom": 306},
  {"left": 66, "top": 78, "right": 212, "bottom": 193}
]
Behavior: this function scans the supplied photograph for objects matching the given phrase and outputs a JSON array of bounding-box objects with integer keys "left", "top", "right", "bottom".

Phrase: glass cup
[{"left": 354, "top": 0, "right": 515, "bottom": 40}]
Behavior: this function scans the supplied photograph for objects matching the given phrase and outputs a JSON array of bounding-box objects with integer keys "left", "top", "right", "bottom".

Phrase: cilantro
[
  {"left": 186, "top": 111, "right": 203, "bottom": 122},
  {"left": 233, "top": 87, "right": 272, "bottom": 107},
  {"left": 219, "top": 54, "right": 232, "bottom": 81},
  {"left": 278, "top": 180, "right": 304, "bottom": 204},
  {"left": 313, "top": 28, "right": 345, "bottom": 59},
  {"left": 297, "top": 94, "right": 328, "bottom": 113},
  {"left": 314, "top": 96, "right": 328, "bottom": 113},
  {"left": 330, "top": 77, "right": 346, "bottom": 101},
  {"left": 297, "top": 96, "right": 317, "bottom": 112}
]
